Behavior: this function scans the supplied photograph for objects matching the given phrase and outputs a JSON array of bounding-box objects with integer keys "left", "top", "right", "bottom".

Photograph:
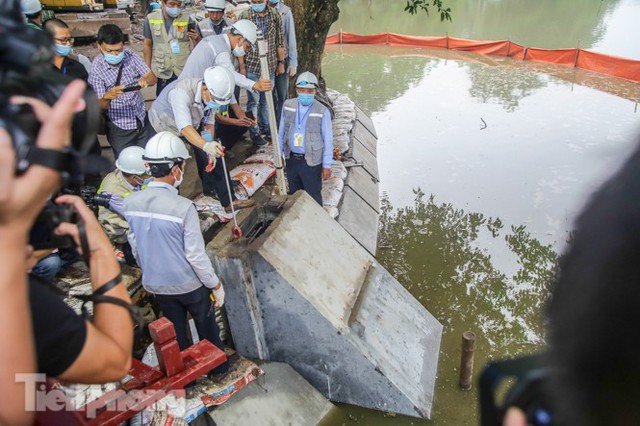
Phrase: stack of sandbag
[
  {"left": 322, "top": 160, "right": 348, "bottom": 219},
  {"left": 327, "top": 89, "right": 356, "bottom": 154}
]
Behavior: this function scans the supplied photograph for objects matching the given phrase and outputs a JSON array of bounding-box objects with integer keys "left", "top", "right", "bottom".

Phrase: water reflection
[
  {"left": 332, "top": 0, "right": 639, "bottom": 58},
  {"left": 378, "top": 189, "right": 556, "bottom": 353}
]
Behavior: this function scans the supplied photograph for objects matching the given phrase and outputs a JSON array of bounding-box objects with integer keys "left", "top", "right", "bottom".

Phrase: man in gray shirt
[{"left": 124, "top": 132, "right": 229, "bottom": 377}]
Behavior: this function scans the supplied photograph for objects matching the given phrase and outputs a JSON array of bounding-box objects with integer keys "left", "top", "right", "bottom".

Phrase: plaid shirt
[
  {"left": 88, "top": 49, "right": 150, "bottom": 130},
  {"left": 239, "top": 7, "right": 284, "bottom": 75}
]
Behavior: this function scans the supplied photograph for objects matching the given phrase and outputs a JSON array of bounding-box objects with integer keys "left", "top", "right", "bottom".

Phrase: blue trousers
[
  {"left": 156, "top": 74, "right": 177, "bottom": 97},
  {"left": 246, "top": 71, "right": 275, "bottom": 136},
  {"left": 273, "top": 59, "right": 290, "bottom": 124},
  {"left": 154, "top": 285, "right": 228, "bottom": 374},
  {"left": 286, "top": 157, "right": 323, "bottom": 205}
]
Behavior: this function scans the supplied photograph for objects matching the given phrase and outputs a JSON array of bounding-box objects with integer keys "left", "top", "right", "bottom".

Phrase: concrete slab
[
  {"left": 345, "top": 165, "right": 380, "bottom": 213},
  {"left": 255, "top": 192, "right": 372, "bottom": 334},
  {"left": 338, "top": 186, "right": 379, "bottom": 256},
  {"left": 351, "top": 138, "right": 379, "bottom": 181},
  {"left": 352, "top": 121, "right": 378, "bottom": 157},
  {"left": 209, "top": 192, "right": 443, "bottom": 418},
  {"left": 210, "top": 362, "right": 333, "bottom": 426},
  {"left": 355, "top": 106, "right": 377, "bottom": 139}
]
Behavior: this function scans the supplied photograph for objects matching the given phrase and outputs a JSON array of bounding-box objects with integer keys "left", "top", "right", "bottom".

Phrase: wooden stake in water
[{"left": 459, "top": 331, "right": 476, "bottom": 390}]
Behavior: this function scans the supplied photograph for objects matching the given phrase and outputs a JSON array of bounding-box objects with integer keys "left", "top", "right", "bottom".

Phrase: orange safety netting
[{"left": 326, "top": 31, "right": 640, "bottom": 83}]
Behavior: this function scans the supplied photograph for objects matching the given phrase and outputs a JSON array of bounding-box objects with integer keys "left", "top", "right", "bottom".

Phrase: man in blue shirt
[{"left": 278, "top": 71, "right": 333, "bottom": 205}]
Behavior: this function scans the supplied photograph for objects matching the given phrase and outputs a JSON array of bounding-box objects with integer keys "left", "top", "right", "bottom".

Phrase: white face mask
[
  {"left": 232, "top": 43, "right": 246, "bottom": 58},
  {"left": 173, "top": 166, "right": 184, "bottom": 188}
]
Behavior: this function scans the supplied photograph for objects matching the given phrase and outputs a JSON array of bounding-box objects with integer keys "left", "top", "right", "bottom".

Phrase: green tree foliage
[{"left": 404, "top": 0, "right": 452, "bottom": 22}]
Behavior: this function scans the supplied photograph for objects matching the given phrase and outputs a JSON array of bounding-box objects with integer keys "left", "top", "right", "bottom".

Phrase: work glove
[
  {"left": 288, "top": 65, "right": 297, "bottom": 78},
  {"left": 203, "top": 140, "right": 224, "bottom": 158},
  {"left": 212, "top": 283, "right": 225, "bottom": 309}
]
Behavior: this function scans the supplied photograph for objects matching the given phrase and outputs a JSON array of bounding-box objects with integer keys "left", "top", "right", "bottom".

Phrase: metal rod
[
  {"left": 256, "top": 30, "right": 287, "bottom": 195},
  {"left": 459, "top": 331, "right": 476, "bottom": 390},
  {"left": 220, "top": 155, "right": 238, "bottom": 229}
]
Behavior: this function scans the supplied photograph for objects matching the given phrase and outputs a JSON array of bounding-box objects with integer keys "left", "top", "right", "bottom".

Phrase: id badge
[
  {"left": 170, "top": 39, "right": 181, "bottom": 54},
  {"left": 294, "top": 133, "right": 303, "bottom": 148},
  {"left": 201, "top": 130, "right": 213, "bottom": 143}
]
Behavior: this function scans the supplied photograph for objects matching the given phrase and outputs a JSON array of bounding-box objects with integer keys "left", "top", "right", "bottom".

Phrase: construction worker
[
  {"left": 97, "top": 146, "right": 150, "bottom": 264},
  {"left": 20, "top": 0, "right": 43, "bottom": 29},
  {"left": 278, "top": 72, "right": 333, "bottom": 205},
  {"left": 143, "top": 0, "right": 199, "bottom": 96},
  {"left": 179, "top": 19, "right": 273, "bottom": 127},
  {"left": 239, "top": 0, "right": 285, "bottom": 145},
  {"left": 268, "top": 0, "right": 297, "bottom": 123},
  {"left": 197, "top": 0, "right": 235, "bottom": 39},
  {"left": 123, "top": 132, "right": 230, "bottom": 378},
  {"left": 149, "top": 66, "right": 255, "bottom": 212}
]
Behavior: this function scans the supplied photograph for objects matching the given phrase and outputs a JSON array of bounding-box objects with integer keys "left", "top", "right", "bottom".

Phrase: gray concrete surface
[
  {"left": 209, "top": 191, "right": 443, "bottom": 419},
  {"left": 209, "top": 362, "right": 334, "bottom": 426}
]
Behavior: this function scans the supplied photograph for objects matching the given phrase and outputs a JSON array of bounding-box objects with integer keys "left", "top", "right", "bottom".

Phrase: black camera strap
[{"left": 27, "top": 146, "right": 72, "bottom": 173}]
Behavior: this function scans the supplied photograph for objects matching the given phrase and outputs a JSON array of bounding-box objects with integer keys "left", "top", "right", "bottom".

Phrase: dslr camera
[{"left": 0, "top": 0, "right": 102, "bottom": 249}]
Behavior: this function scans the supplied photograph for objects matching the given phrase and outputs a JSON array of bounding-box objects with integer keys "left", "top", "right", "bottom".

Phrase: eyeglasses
[{"left": 54, "top": 37, "right": 74, "bottom": 45}]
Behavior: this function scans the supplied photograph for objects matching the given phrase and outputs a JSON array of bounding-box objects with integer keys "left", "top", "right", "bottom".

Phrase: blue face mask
[
  {"left": 165, "top": 6, "right": 181, "bottom": 17},
  {"left": 251, "top": 3, "right": 266, "bottom": 13},
  {"left": 207, "top": 100, "right": 220, "bottom": 111},
  {"left": 143, "top": 177, "right": 153, "bottom": 186},
  {"left": 55, "top": 44, "right": 72, "bottom": 57},
  {"left": 298, "top": 93, "right": 314, "bottom": 106},
  {"left": 104, "top": 51, "right": 125, "bottom": 65}
]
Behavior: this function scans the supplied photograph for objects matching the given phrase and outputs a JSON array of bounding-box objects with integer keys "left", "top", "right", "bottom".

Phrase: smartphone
[
  {"left": 122, "top": 85, "right": 142, "bottom": 93},
  {"left": 188, "top": 21, "right": 196, "bottom": 32}
]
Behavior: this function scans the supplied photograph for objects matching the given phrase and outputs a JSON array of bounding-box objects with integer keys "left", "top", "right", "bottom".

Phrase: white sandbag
[
  {"left": 322, "top": 176, "right": 344, "bottom": 207},
  {"left": 324, "top": 205, "right": 339, "bottom": 219},
  {"left": 230, "top": 163, "right": 276, "bottom": 197},
  {"left": 333, "top": 134, "right": 350, "bottom": 153},
  {"left": 331, "top": 161, "right": 348, "bottom": 180}
]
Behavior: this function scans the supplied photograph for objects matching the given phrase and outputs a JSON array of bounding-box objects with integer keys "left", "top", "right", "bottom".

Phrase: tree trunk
[{"left": 287, "top": 0, "right": 340, "bottom": 101}]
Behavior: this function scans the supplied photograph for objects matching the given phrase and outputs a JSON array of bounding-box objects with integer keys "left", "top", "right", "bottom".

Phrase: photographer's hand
[
  {"left": 53, "top": 194, "right": 134, "bottom": 383},
  {"left": 0, "top": 80, "right": 85, "bottom": 425}
]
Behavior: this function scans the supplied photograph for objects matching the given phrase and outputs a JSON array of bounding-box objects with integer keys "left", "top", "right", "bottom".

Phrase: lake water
[{"left": 320, "top": 0, "right": 640, "bottom": 424}]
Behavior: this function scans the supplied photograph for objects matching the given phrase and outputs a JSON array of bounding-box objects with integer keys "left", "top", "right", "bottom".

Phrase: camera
[
  {"left": 0, "top": 0, "right": 101, "bottom": 180},
  {"left": 80, "top": 185, "right": 112, "bottom": 216},
  {"left": 0, "top": 0, "right": 104, "bottom": 249},
  {"left": 480, "top": 354, "right": 556, "bottom": 426}
]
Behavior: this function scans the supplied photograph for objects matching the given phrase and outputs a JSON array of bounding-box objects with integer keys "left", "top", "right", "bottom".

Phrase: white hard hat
[
  {"left": 21, "top": 0, "right": 42, "bottom": 15},
  {"left": 203, "top": 66, "right": 234, "bottom": 106},
  {"left": 205, "top": 0, "right": 226, "bottom": 11},
  {"left": 296, "top": 71, "right": 319, "bottom": 89},
  {"left": 115, "top": 146, "right": 147, "bottom": 175},
  {"left": 143, "top": 132, "right": 191, "bottom": 164},
  {"left": 230, "top": 19, "right": 257, "bottom": 44}
]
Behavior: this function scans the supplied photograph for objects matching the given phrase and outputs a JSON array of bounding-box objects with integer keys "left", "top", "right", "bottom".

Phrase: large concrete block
[
  {"left": 210, "top": 362, "right": 333, "bottom": 426},
  {"left": 355, "top": 106, "right": 378, "bottom": 139},
  {"left": 338, "top": 186, "right": 379, "bottom": 255},
  {"left": 351, "top": 137, "right": 379, "bottom": 181},
  {"left": 352, "top": 120, "right": 378, "bottom": 157},
  {"left": 209, "top": 192, "right": 443, "bottom": 418}
]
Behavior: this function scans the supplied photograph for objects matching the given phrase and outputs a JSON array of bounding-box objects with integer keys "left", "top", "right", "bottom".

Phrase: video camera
[{"left": 0, "top": 0, "right": 103, "bottom": 249}]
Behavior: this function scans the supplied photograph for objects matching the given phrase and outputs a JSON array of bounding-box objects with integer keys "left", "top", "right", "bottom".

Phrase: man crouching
[{"left": 124, "top": 131, "right": 229, "bottom": 377}]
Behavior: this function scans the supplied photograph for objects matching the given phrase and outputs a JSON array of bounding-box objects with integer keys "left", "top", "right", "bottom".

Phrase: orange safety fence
[{"left": 326, "top": 31, "right": 640, "bottom": 83}]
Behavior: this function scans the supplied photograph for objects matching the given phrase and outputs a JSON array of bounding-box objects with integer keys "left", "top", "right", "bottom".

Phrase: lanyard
[
  {"left": 62, "top": 66, "right": 67, "bottom": 75},
  {"left": 296, "top": 104, "right": 312, "bottom": 131},
  {"left": 256, "top": 13, "right": 268, "bottom": 35},
  {"left": 202, "top": 108, "right": 212, "bottom": 130}
]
